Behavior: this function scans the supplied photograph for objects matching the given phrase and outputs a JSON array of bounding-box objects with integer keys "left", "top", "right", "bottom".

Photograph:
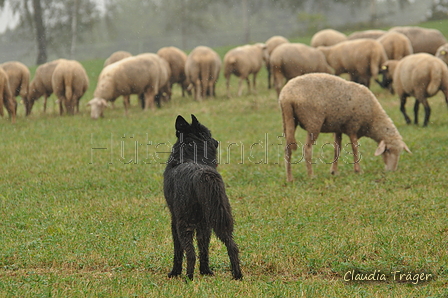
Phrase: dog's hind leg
[
  {"left": 197, "top": 222, "right": 214, "bottom": 276},
  {"left": 215, "top": 230, "right": 243, "bottom": 280},
  {"left": 168, "top": 219, "right": 184, "bottom": 278},
  {"left": 177, "top": 225, "right": 196, "bottom": 280}
]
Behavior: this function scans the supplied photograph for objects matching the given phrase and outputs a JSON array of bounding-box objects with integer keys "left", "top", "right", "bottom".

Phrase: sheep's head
[
  {"left": 376, "top": 60, "right": 398, "bottom": 94},
  {"left": 374, "top": 139, "right": 411, "bottom": 171},
  {"left": 87, "top": 97, "right": 108, "bottom": 119},
  {"left": 435, "top": 44, "right": 448, "bottom": 65}
]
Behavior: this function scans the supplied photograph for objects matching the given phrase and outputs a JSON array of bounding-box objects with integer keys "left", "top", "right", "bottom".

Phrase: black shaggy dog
[{"left": 163, "top": 114, "right": 242, "bottom": 281}]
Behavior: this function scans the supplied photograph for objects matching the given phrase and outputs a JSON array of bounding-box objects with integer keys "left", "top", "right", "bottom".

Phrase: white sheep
[
  {"left": 0, "top": 61, "right": 30, "bottom": 114},
  {"left": 104, "top": 51, "right": 132, "bottom": 67},
  {"left": 347, "top": 29, "right": 386, "bottom": 40},
  {"left": 223, "top": 43, "right": 267, "bottom": 97},
  {"left": 310, "top": 29, "right": 347, "bottom": 47},
  {"left": 264, "top": 35, "right": 289, "bottom": 89},
  {"left": 0, "top": 67, "right": 17, "bottom": 123},
  {"left": 389, "top": 26, "right": 447, "bottom": 55},
  {"left": 377, "top": 31, "right": 413, "bottom": 60},
  {"left": 279, "top": 73, "right": 411, "bottom": 180},
  {"left": 157, "top": 46, "right": 188, "bottom": 98}
]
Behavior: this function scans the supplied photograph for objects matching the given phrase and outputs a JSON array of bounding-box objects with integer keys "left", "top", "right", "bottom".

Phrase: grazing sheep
[
  {"left": 86, "top": 97, "right": 108, "bottom": 119},
  {"left": 378, "top": 53, "right": 448, "bottom": 127},
  {"left": 310, "top": 29, "right": 347, "bottom": 47},
  {"left": 52, "top": 59, "right": 89, "bottom": 115},
  {"left": 157, "top": 46, "right": 188, "bottom": 98},
  {"left": 390, "top": 26, "right": 447, "bottom": 55},
  {"left": 347, "top": 29, "right": 386, "bottom": 40},
  {"left": 264, "top": 35, "right": 289, "bottom": 89},
  {"left": 185, "top": 46, "right": 221, "bottom": 101},
  {"left": 318, "top": 38, "right": 388, "bottom": 87},
  {"left": 0, "top": 61, "right": 30, "bottom": 114},
  {"left": 435, "top": 43, "right": 448, "bottom": 65},
  {"left": 0, "top": 67, "right": 17, "bottom": 123},
  {"left": 280, "top": 73, "right": 411, "bottom": 180},
  {"left": 28, "top": 59, "right": 63, "bottom": 114},
  {"left": 377, "top": 31, "right": 413, "bottom": 60},
  {"left": 104, "top": 51, "right": 132, "bottom": 67},
  {"left": 223, "top": 43, "right": 267, "bottom": 97},
  {"left": 270, "top": 43, "right": 333, "bottom": 97}
]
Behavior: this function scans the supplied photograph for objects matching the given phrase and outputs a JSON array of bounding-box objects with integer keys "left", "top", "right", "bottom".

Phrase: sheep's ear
[
  {"left": 374, "top": 140, "right": 387, "bottom": 156},
  {"left": 175, "top": 115, "right": 190, "bottom": 132},
  {"left": 86, "top": 99, "right": 94, "bottom": 107},
  {"left": 402, "top": 141, "right": 412, "bottom": 154}
]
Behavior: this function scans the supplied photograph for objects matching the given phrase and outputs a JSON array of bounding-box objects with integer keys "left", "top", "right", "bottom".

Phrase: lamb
[
  {"left": 435, "top": 43, "right": 448, "bottom": 65},
  {"left": 347, "top": 29, "right": 386, "bottom": 40},
  {"left": 318, "top": 38, "right": 388, "bottom": 88},
  {"left": 0, "top": 61, "right": 30, "bottom": 114},
  {"left": 157, "top": 46, "right": 188, "bottom": 98},
  {"left": 28, "top": 59, "right": 63, "bottom": 114},
  {"left": 279, "top": 73, "right": 411, "bottom": 181},
  {"left": 185, "top": 46, "right": 221, "bottom": 101},
  {"left": 104, "top": 51, "right": 132, "bottom": 67},
  {"left": 378, "top": 53, "right": 448, "bottom": 127},
  {"left": 310, "top": 29, "right": 347, "bottom": 47},
  {"left": 270, "top": 43, "right": 333, "bottom": 97},
  {"left": 52, "top": 59, "right": 89, "bottom": 115},
  {"left": 264, "top": 35, "right": 289, "bottom": 89},
  {"left": 389, "top": 26, "right": 447, "bottom": 55},
  {"left": 0, "top": 67, "right": 17, "bottom": 123},
  {"left": 377, "top": 31, "right": 413, "bottom": 60},
  {"left": 223, "top": 43, "right": 267, "bottom": 97}
]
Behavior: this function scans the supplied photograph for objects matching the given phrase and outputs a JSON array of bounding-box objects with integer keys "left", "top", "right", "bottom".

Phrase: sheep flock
[{"left": 2, "top": 25, "right": 448, "bottom": 180}]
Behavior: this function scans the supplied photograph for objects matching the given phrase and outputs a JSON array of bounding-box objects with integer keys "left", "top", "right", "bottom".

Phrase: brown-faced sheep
[
  {"left": 318, "top": 38, "right": 388, "bottom": 88},
  {"left": 270, "top": 43, "right": 333, "bottom": 97},
  {"left": 377, "top": 31, "right": 413, "bottom": 60},
  {"left": 157, "top": 46, "right": 188, "bottom": 98},
  {"left": 104, "top": 51, "right": 132, "bottom": 67},
  {"left": 378, "top": 53, "right": 448, "bottom": 127},
  {"left": 185, "top": 46, "right": 221, "bottom": 101},
  {"left": 280, "top": 73, "right": 411, "bottom": 180},
  {"left": 0, "top": 61, "right": 30, "bottom": 114},
  {"left": 52, "top": 59, "right": 89, "bottom": 115},
  {"left": 28, "top": 59, "right": 63, "bottom": 114},
  {"left": 310, "top": 29, "right": 347, "bottom": 47},
  {"left": 223, "top": 43, "right": 267, "bottom": 97},
  {"left": 389, "top": 26, "right": 447, "bottom": 55},
  {"left": 347, "top": 29, "right": 386, "bottom": 40},
  {"left": 264, "top": 35, "right": 289, "bottom": 89},
  {"left": 436, "top": 43, "right": 448, "bottom": 65},
  {"left": 0, "top": 68, "right": 17, "bottom": 123}
]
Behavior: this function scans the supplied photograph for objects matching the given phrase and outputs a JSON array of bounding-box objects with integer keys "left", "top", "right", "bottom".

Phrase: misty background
[{"left": 0, "top": 0, "right": 447, "bottom": 66}]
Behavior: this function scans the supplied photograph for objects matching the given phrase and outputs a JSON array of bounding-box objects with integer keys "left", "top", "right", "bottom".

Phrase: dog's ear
[
  {"left": 191, "top": 114, "right": 199, "bottom": 127},
  {"left": 175, "top": 115, "right": 190, "bottom": 132}
]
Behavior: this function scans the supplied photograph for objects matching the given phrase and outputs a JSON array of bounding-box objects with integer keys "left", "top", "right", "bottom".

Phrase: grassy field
[{"left": 1, "top": 24, "right": 448, "bottom": 297}]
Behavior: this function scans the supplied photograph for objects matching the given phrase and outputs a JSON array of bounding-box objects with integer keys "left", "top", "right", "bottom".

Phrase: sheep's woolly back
[
  {"left": 279, "top": 73, "right": 403, "bottom": 146},
  {"left": 390, "top": 26, "right": 447, "bottom": 55},
  {"left": 311, "top": 29, "right": 347, "bottom": 47},
  {"left": 104, "top": 51, "right": 132, "bottom": 67},
  {"left": 347, "top": 29, "right": 386, "bottom": 40},
  {"left": 157, "top": 46, "right": 187, "bottom": 85},
  {"left": 185, "top": 46, "right": 221, "bottom": 84},
  {"left": 223, "top": 43, "right": 265, "bottom": 79},
  {"left": 29, "top": 59, "right": 64, "bottom": 100},
  {"left": 377, "top": 31, "right": 413, "bottom": 60},
  {"left": 0, "top": 61, "right": 30, "bottom": 98},
  {"left": 265, "top": 36, "right": 289, "bottom": 55}
]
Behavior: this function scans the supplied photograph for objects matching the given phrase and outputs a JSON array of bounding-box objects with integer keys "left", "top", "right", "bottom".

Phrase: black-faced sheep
[
  {"left": 0, "top": 67, "right": 17, "bottom": 123},
  {"left": 377, "top": 31, "right": 413, "bottom": 60},
  {"left": 157, "top": 46, "right": 188, "bottom": 98},
  {"left": 279, "top": 73, "right": 411, "bottom": 180},
  {"left": 347, "top": 29, "right": 386, "bottom": 40},
  {"left": 310, "top": 29, "right": 347, "bottom": 47},
  {"left": 378, "top": 53, "right": 448, "bottom": 127},
  {"left": 185, "top": 46, "right": 221, "bottom": 101},
  {"left": 28, "top": 59, "right": 63, "bottom": 114},
  {"left": 436, "top": 43, "right": 448, "bottom": 65},
  {"left": 318, "top": 38, "right": 388, "bottom": 88},
  {"left": 389, "top": 26, "right": 447, "bottom": 55},
  {"left": 264, "top": 35, "right": 289, "bottom": 89},
  {"left": 104, "top": 51, "right": 132, "bottom": 67},
  {"left": 270, "top": 43, "right": 333, "bottom": 97},
  {"left": 223, "top": 43, "right": 267, "bottom": 97},
  {"left": 52, "top": 59, "right": 89, "bottom": 115},
  {"left": 0, "top": 61, "right": 30, "bottom": 114}
]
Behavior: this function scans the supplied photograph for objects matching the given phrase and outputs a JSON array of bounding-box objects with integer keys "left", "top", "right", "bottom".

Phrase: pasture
[{"left": 1, "top": 38, "right": 448, "bottom": 297}]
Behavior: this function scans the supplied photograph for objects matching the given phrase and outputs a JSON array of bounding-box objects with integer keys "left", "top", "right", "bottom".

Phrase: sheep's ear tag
[
  {"left": 175, "top": 115, "right": 190, "bottom": 132},
  {"left": 374, "top": 140, "right": 387, "bottom": 156},
  {"left": 381, "top": 65, "right": 388, "bottom": 70},
  {"left": 441, "top": 50, "right": 447, "bottom": 55}
]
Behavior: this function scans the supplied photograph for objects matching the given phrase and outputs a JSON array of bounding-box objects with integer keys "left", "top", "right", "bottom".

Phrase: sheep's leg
[
  {"left": 143, "top": 89, "right": 156, "bottom": 111},
  {"left": 226, "top": 76, "right": 231, "bottom": 98},
  {"left": 413, "top": 99, "right": 420, "bottom": 125},
  {"left": 0, "top": 93, "right": 4, "bottom": 117},
  {"left": 420, "top": 98, "right": 431, "bottom": 127},
  {"left": 237, "top": 77, "right": 244, "bottom": 97},
  {"left": 349, "top": 134, "right": 361, "bottom": 173},
  {"left": 123, "top": 95, "right": 130, "bottom": 115},
  {"left": 330, "top": 133, "right": 342, "bottom": 175},
  {"left": 43, "top": 95, "right": 48, "bottom": 113},
  {"left": 273, "top": 67, "right": 284, "bottom": 98},
  {"left": 399, "top": 94, "right": 411, "bottom": 124},
  {"left": 252, "top": 72, "right": 257, "bottom": 94},
  {"left": 305, "top": 132, "right": 319, "bottom": 177},
  {"left": 267, "top": 64, "right": 272, "bottom": 89},
  {"left": 195, "top": 79, "right": 202, "bottom": 101},
  {"left": 197, "top": 221, "right": 213, "bottom": 276},
  {"left": 59, "top": 97, "right": 65, "bottom": 115}
]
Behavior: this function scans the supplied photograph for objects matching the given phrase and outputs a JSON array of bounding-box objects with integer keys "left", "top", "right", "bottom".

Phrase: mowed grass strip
[{"left": 1, "top": 36, "right": 448, "bottom": 298}]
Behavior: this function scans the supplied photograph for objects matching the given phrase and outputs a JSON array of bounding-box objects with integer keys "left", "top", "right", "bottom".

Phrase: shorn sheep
[
  {"left": 0, "top": 61, "right": 30, "bottom": 114},
  {"left": 270, "top": 43, "right": 333, "bottom": 97},
  {"left": 378, "top": 53, "right": 448, "bottom": 127},
  {"left": 280, "top": 73, "right": 411, "bottom": 181},
  {"left": 157, "top": 46, "right": 189, "bottom": 98},
  {"left": 223, "top": 43, "right": 267, "bottom": 97},
  {"left": 390, "top": 26, "right": 447, "bottom": 55},
  {"left": 28, "top": 59, "right": 63, "bottom": 114},
  {"left": 435, "top": 43, "right": 448, "bottom": 65},
  {"left": 52, "top": 59, "right": 89, "bottom": 115},
  {"left": 318, "top": 38, "right": 388, "bottom": 88},
  {"left": 310, "top": 29, "right": 347, "bottom": 47},
  {"left": 0, "top": 67, "right": 17, "bottom": 123},
  {"left": 185, "top": 46, "right": 221, "bottom": 101},
  {"left": 104, "top": 51, "right": 132, "bottom": 67},
  {"left": 377, "top": 31, "right": 413, "bottom": 60},
  {"left": 264, "top": 35, "right": 289, "bottom": 89}
]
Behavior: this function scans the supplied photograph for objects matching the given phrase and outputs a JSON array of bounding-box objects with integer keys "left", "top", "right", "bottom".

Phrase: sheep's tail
[
  {"left": 281, "top": 100, "right": 298, "bottom": 151},
  {"left": 427, "top": 66, "right": 442, "bottom": 96},
  {"left": 19, "top": 74, "right": 30, "bottom": 99},
  {"left": 200, "top": 61, "right": 211, "bottom": 97}
]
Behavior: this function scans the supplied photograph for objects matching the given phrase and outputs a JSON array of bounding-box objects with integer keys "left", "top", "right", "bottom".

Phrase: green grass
[{"left": 1, "top": 21, "right": 448, "bottom": 297}]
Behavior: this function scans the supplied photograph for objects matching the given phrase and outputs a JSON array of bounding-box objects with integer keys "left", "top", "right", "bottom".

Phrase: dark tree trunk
[{"left": 32, "top": 0, "right": 47, "bottom": 65}]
